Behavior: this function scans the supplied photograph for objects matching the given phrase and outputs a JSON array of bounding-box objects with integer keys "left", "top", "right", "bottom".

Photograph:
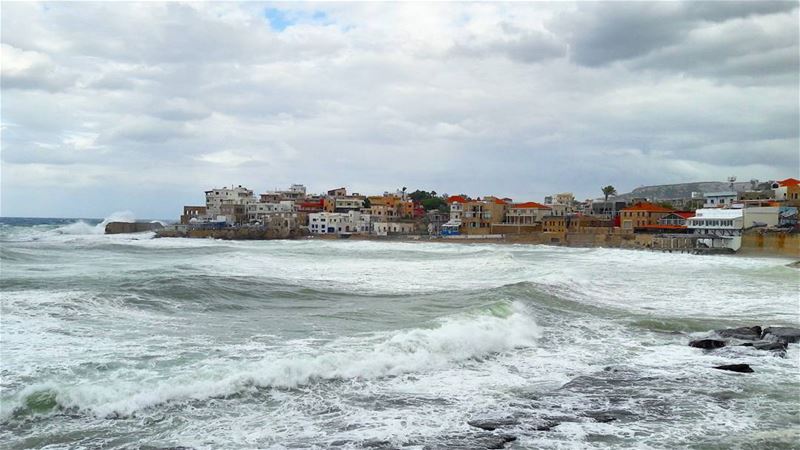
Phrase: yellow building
[
  {"left": 620, "top": 202, "right": 673, "bottom": 230},
  {"left": 461, "top": 198, "right": 508, "bottom": 234},
  {"left": 542, "top": 216, "right": 566, "bottom": 233}
]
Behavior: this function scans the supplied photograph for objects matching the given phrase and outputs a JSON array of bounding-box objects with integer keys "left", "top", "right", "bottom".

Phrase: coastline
[{"left": 159, "top": 230, "right": 799, "bottom": 260}]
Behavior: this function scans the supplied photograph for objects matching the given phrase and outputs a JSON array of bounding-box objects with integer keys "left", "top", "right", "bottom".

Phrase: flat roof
[{"left": 691, "top": 208, "right": 743, "bottom": 219}]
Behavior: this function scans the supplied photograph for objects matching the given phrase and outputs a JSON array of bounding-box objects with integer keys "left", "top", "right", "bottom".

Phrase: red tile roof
[
  {"left": 447, "top": 195, "right": 468, "bottom": 203},
  {"left": 513, "top": 201, "right": 551, "bottom": 209},
  {"left": 622, "top": 202, "right": 673, "bottom": 213},
  {"left": 673, "top": 211, "right": 695, "bottom": 219},
  {"left": 493, "top": 198, "right": 508, "bottom": 205},
  {"left": 778, "top": 178, "right": 800, "bottom": 187}
]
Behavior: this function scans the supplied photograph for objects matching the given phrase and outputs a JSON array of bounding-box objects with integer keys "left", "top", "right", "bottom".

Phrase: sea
[{"left": 1, "top": 216, "right": 798, "bottom": 449}]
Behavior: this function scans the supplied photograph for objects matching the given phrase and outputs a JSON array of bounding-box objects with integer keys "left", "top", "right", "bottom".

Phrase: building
[
  {"left": 205, "top": 186, "right": 255, "bottom": 218},
  {"left": 334, "top": 197, "right": 364, "bottom": 212},
  {"left": 591, "top": 199, "right": 628, "bottom": 218},
  {"left": 368, "top": 195, "right": 413, "bottom": 220},
  {"left": 219, "top": 203, "right": 247, "bottom": 225},
  {"left": 426, "top": 210, "right": 449, "bottom": 235},
  {"left": 742, "top": 206, "right": 781, "bottom": 229},
  {"left": 619, "top": 202, "right": 673, "bottom": 230},
  {"left": 774, "top": 178, "right": 800, "bottom": 204},
  {"left": 686, "top": 208, "right": 744, "bottom": 251},
  {"left": 247, "top": 201, "right": 295, "bottom": 223},
  {"left": 542, "top": 216, "right": 566, "bottom": 233},
  {"left": 703, "top": 191, "right": 737, "bottom": 208},
  {"left": 298, "top": 199, "right": 324, "bottom": 213},
  {"left": 567, "top": 215, "right": 614, "bottom": 232},
  {"left": 327, "top": 187, "right": 347, "bottom": 197},
  {"left": 658, "top": 212, "right": 694, "bottom": 226},
  {"left": 545, "top": 193, "right": 576, "bottom": 216},
  {"left": 308, "top": 211, "right": 371, "bottom": 235},
  {"left": 372, "top": 221, "right": 418, "bottom": 236},
  {"left": 461, "top": 198, "right": 508, "bottom": 234},
  {"left": 504, "top": 202, "right": 551, "bottom": 225},
  {"left": 260, "top": 184, "right": 307, "bottom": 202},
  {"left": 442, "top": 195, "right": 468, "bottom": 235},
  {"left": 180, "top": 206, "right": 207, "bottom": 225}
]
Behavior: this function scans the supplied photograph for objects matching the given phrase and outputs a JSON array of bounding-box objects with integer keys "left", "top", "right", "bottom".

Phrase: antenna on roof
[{"left": 727, "top": 176, "right": 737, "bottom": 191}]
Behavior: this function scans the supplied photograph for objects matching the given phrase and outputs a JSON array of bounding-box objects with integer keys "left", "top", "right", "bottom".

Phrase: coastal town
[{"left": 158, "top": 178, "right": 800, "bottom": 256}]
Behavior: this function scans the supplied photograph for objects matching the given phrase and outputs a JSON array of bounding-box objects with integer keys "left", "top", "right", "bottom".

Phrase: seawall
[
  {"left": 156, "top": 228, "right": 303, "bottom": 240},
  {"left": 105, "top": 222, "right": 164, "bottom": 234},
  {"left": 739, "top": 231, "right": 800, "bottom": 258}
]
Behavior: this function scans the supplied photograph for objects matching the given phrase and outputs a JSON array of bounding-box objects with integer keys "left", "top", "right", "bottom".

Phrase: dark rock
[
  {"left": 532, "top": 420, "right": 559, "bottom": 431},
  {"left": 467, "top": 418, "right": 518, "bottom": 431},
  {"left": 761, "top": 327, "right": 800, "bottom": 344},
  {"left": 473, "top": 434, "right": 517, "bottom": 449},
  {"left": 715, "top": 326, "right": 762, "bottom": 341},
  {"left": 423, "top": 433, "right": 516, "bottom": 450},
  {"left": 689, "top": 339, "right": 727, "bottom": 349},
  {"left": 752, "top": 340, "right": 788, "bottom": 351},
  {"left": 362, "top": 440, "right": 395, "bottom": 449},
  {"left": 713, "top": 364, "right": 754, "bottom": 373},
  {"left": 583, "top": 409, "right": 637, "bottom": 423},
  {"left": 105, "top": 221, "right": 163, "bottom": 234}
]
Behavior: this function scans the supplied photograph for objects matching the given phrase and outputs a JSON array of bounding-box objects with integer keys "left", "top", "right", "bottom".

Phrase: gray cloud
[
  {"left": 1, "top": 2, "right": 797, "bottom": 219},
  {"left": 554, "top": 1, "right": 798, "bottom": 67}
]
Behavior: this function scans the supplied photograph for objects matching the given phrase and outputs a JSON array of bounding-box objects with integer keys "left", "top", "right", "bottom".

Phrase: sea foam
[{"left": 4, "top": 302, "right": 539, "bottom": 419}]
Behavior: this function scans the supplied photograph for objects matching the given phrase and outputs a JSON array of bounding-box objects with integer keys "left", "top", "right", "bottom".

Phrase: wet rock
[
  {"left": 761, "top": 327, "right": 800, "bottom": 344},
  {"left": 582, "top": 409, "right": 637, "bottom": 423},
  {"left": 423, "top": 433, "right": 516, "bottom": 450},
  {"left": 752, "top": 340, "right": 789, "bottom": 351},
  {"left": 467, "top": 418, "right": 518, "bottom": 431},
  {"left": 689, "top": 339, "right": 727, "bottom": 349},
  {"left": 715, "top": 326, "right": 762, "bottom": 341},
  {"left": 362, "top": 439, "right": 395, "bottom": 449},
  {"left": 532, "top": 420, "right": 559, "bottom": 431},
  {"left": 473, "top": 433, "right": 517, "bottom": 449},
  {"left": 713, "top": 364, "right": 754, "bottom": 373}
]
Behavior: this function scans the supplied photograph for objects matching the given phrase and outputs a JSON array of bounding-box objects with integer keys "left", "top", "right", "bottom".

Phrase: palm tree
[
  {"left": 602, "top": 185, "right": 618, "bottom": 220},
  {"left": 602, "top": 185, "right": 617, "bottom": 202}
]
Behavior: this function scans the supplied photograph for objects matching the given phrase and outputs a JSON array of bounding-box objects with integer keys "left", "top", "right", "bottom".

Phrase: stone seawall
[
  {"left": 156, "top": 228, "right": 304, "bottom": 240},
  {"left": 105, "top": 222, "right": 164, "bottom": 234},
  {"left": 740, "top": 231, "right": 800, "bottom": 258}
]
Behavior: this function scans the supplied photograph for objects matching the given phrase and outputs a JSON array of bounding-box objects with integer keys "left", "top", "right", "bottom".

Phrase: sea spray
[{"left": 53, "top": 211, "right": 136, "bottom": 235}]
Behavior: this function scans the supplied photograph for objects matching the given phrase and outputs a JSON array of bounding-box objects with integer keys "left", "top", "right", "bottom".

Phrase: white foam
[
  {"left": 3, "top": 302, "right": 539, "bottom": 419},
  {"left": 52, "top": 211, "right": 137, "bottom": 236}
]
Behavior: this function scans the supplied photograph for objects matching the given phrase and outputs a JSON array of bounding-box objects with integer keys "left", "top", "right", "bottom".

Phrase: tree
[
  {"left": 409, "top": 190, "right": 432, "bottom": 202},
  {"left": 421, "top": 197, "right": 446, "bottom": 211},
  {"left": 362, "top": 197, "right": 371, "bottom": 208},
  {"left": 602, "top": 185, "right": 617, "bottom": 202}
]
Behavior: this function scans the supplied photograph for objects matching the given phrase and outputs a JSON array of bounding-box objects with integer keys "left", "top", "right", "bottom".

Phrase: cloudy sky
[{"left": 2, "top": 1, "right": 798, "bottom": 219}]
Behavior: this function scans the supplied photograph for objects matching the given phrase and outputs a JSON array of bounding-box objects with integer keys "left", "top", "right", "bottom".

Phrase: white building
[
  {"left": 686, "top": 208, "right": 744, "bottom": 251},
  {"left": 308, "top": 211, "right": 371, "bottom": 234},
  {"left": 334, "top": 197, "right": 364, "bottom": 211},
  {"left": 703, "top": 191, "right": 737, "bottom": 208},
  {"left": 442, "top": 196, "right": 466, "bottom": 234},
  {"left": 204, "top": 186, "right": 256, "bottom": 221},
  {"left": 247, "top": 201, "right": 295, "bottom": 223},
  {"left": 743, "top": 206, "right": 780, "bottom": 228},
  {"left": 372, "top": 221, "right": 417, "bottom": 236}
]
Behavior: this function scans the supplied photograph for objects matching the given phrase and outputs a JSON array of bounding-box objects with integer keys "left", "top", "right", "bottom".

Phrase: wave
[
  {"left": 53, "top": 211, "right": 136, "bottom": 235},
  {"left": 2, "top": 302, "right": 539, "bottom": 420}
]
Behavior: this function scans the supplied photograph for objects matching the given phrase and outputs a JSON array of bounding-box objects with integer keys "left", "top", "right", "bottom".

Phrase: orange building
[{"left": 620, "top": 202, "right": 673, "bottom": 230}]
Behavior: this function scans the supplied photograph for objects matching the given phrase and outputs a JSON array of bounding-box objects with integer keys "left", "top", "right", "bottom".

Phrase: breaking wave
[
  {"left": 53, "top": 211, "right": 136, "bottom": 235},
  {"left": 3, "top": 302, "right": 539, "bottom": 420}
]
